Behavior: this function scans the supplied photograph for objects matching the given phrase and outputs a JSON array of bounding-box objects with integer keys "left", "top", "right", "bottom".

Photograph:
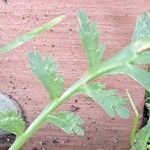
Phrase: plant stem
[
  {"left": 126, "top": 90, "right": 139, "bottom": 146},
  {"left": 8, "top": 48, "right": 138, "bottom": 150},
  {"left": 9, "top": 74, "right": 91, "bottom": 150},
  {"left": 9, "top": 40, "right": 150, "bottom": 150},
  {"left": 10, "top": 59, "right": 120, "bottom": 150}
]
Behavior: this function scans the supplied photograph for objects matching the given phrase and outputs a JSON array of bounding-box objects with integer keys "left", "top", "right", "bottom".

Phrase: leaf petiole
[{"left": 126, "top": 90, "right": 139, "bottom": 146}]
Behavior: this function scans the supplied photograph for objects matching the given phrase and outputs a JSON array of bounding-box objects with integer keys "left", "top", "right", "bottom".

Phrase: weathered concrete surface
[{"left": 0, "top": 0, "right": 150, "bottom": 149}]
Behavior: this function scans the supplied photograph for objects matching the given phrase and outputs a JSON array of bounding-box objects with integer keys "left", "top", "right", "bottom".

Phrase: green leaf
[
  {"left": 79, "top": 83, "right": 129, "bottom": 118},
  {"left": 130, "top": 65, "right": 150, "bottom": 150},
  {"left": 0, "top": 15, "right": 65, "bottom": 53},
  {"left": 29, "top": 51, "right": 64, "bottom": 101},
  {"left": 132, "top": 11, "right": 150, "bottom": 43},
  {"left": 78, "top": 10, "right": 105, "bottom": 71},
  {"left": 48, "top": 111, "right": 84, "bottom": 136},
  {"left": 110, "top": 64, "right": 150, "bottom": 92},
  {"left": 133, "top": 51, "right": 150, "bottom": 64},
  {"left": 131, "top": 119, "right": 150, "bottom": 150},
  {"left": 0, "top": 111, "right": 25, "bottom": 137},
  {"left": 130, "top": 11, "right": 150, "bottom": 53}
]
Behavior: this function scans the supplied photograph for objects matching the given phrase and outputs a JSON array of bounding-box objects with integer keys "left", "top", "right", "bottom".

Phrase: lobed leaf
[
  {"left": 0, "top": 111, "right": 25, "bottom": 137},
  {"left": 79, "top": 83, "right": 129, "bottom": 118},
  {"left": 131, "top": 11, "right": 150, "bottom": 53},
  {"left": 29, "top": 52, "right": 64, "bottom": 101},
  {"left": 48, "top": 111, "right": 84, "bottom": 136},
  {"left": 78, "top": 10, "right": 105, "bottom": 71},
  {"left": 0, "top": 15, "right": 65, "bottom": 53},
  {"left": 132, "top": 11, "right": 150, "bottom": 43}
]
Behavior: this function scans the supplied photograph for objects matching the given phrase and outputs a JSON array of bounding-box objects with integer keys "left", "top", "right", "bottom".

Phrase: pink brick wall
[{"left": 0, "top": 0, "right": 150, "bottom": 149}]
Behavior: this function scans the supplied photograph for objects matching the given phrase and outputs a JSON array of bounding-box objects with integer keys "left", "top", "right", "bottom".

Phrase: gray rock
[{"left": 0, "top": 92, "right": 23, "bottom": 136}]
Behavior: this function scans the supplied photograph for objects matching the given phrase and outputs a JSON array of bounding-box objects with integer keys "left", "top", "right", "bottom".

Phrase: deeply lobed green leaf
[
  {"left": 29, "top": 52, "right": 64, "bottom": 101},
  {"left": 48, "top": 111, "right": 84, "bottom": 136},
  {"left": 78, "top": 10, "right": 105, "bottom": 71},
  {"left": 0, "top": 111, "right": 25, "bottom": 137},
  {"left": 0, "top": 15, "right": 65, "bottom": 53},
  {"left": 79, "top": 83, "right": 129, "bottom": 118}
]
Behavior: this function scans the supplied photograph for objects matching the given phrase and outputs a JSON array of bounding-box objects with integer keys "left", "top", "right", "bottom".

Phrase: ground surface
[{"left": 0, "top": 0, "right": 150, "bottom": 150}]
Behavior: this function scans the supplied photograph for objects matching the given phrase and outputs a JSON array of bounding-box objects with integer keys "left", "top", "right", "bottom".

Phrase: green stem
[
  {"left": 9, "top": 74, "right": 91, "bottom": 150},
  {"left": 10, "top": 59, "right": 122, "bottom": 150},
  {"left": 126, "top": 90, "right": 139, "bottom": 146},
  {"left": 9, "top": 48, "right": 137, "bottom": 150},
  {"left": 9, "top": 40, "right": 149, "bottom": 150}
]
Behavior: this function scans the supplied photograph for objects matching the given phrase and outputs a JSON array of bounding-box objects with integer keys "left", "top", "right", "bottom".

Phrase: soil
[
  {"left": 2, "top": 0, "right": 7, "bottom": 3},
  {"left": 0, "top": 134, "right": 15, "bottom": 150}
]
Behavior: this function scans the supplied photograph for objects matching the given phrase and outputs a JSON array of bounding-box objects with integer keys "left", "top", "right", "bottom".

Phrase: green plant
[
  {"left": 1, "top": 11, "right": 150, "bottom": 150},
  {"left": 129, "top": 86, "right": 150, "bottom": 150},
  {"left": 130, "top": 66, "right": 150, "bottom": 150},
  {"left": 130, "top": 117, "right": 150, "bottom": 150},
  {"left": 0, "top": 15, "right": 65, "bottom": 53}
]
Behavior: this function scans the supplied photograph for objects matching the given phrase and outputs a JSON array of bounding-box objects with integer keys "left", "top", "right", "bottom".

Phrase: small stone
[{"left": 0, "top": 92, "right": 24, "bottom": 149}]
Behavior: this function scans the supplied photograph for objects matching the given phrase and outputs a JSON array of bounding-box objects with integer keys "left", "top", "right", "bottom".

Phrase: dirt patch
[
  {"left": 0, "top": 134, "right": 15, "bottom": 150},
  {"left": 2, "top": 0, "right": 7, "bottom": 3}
]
